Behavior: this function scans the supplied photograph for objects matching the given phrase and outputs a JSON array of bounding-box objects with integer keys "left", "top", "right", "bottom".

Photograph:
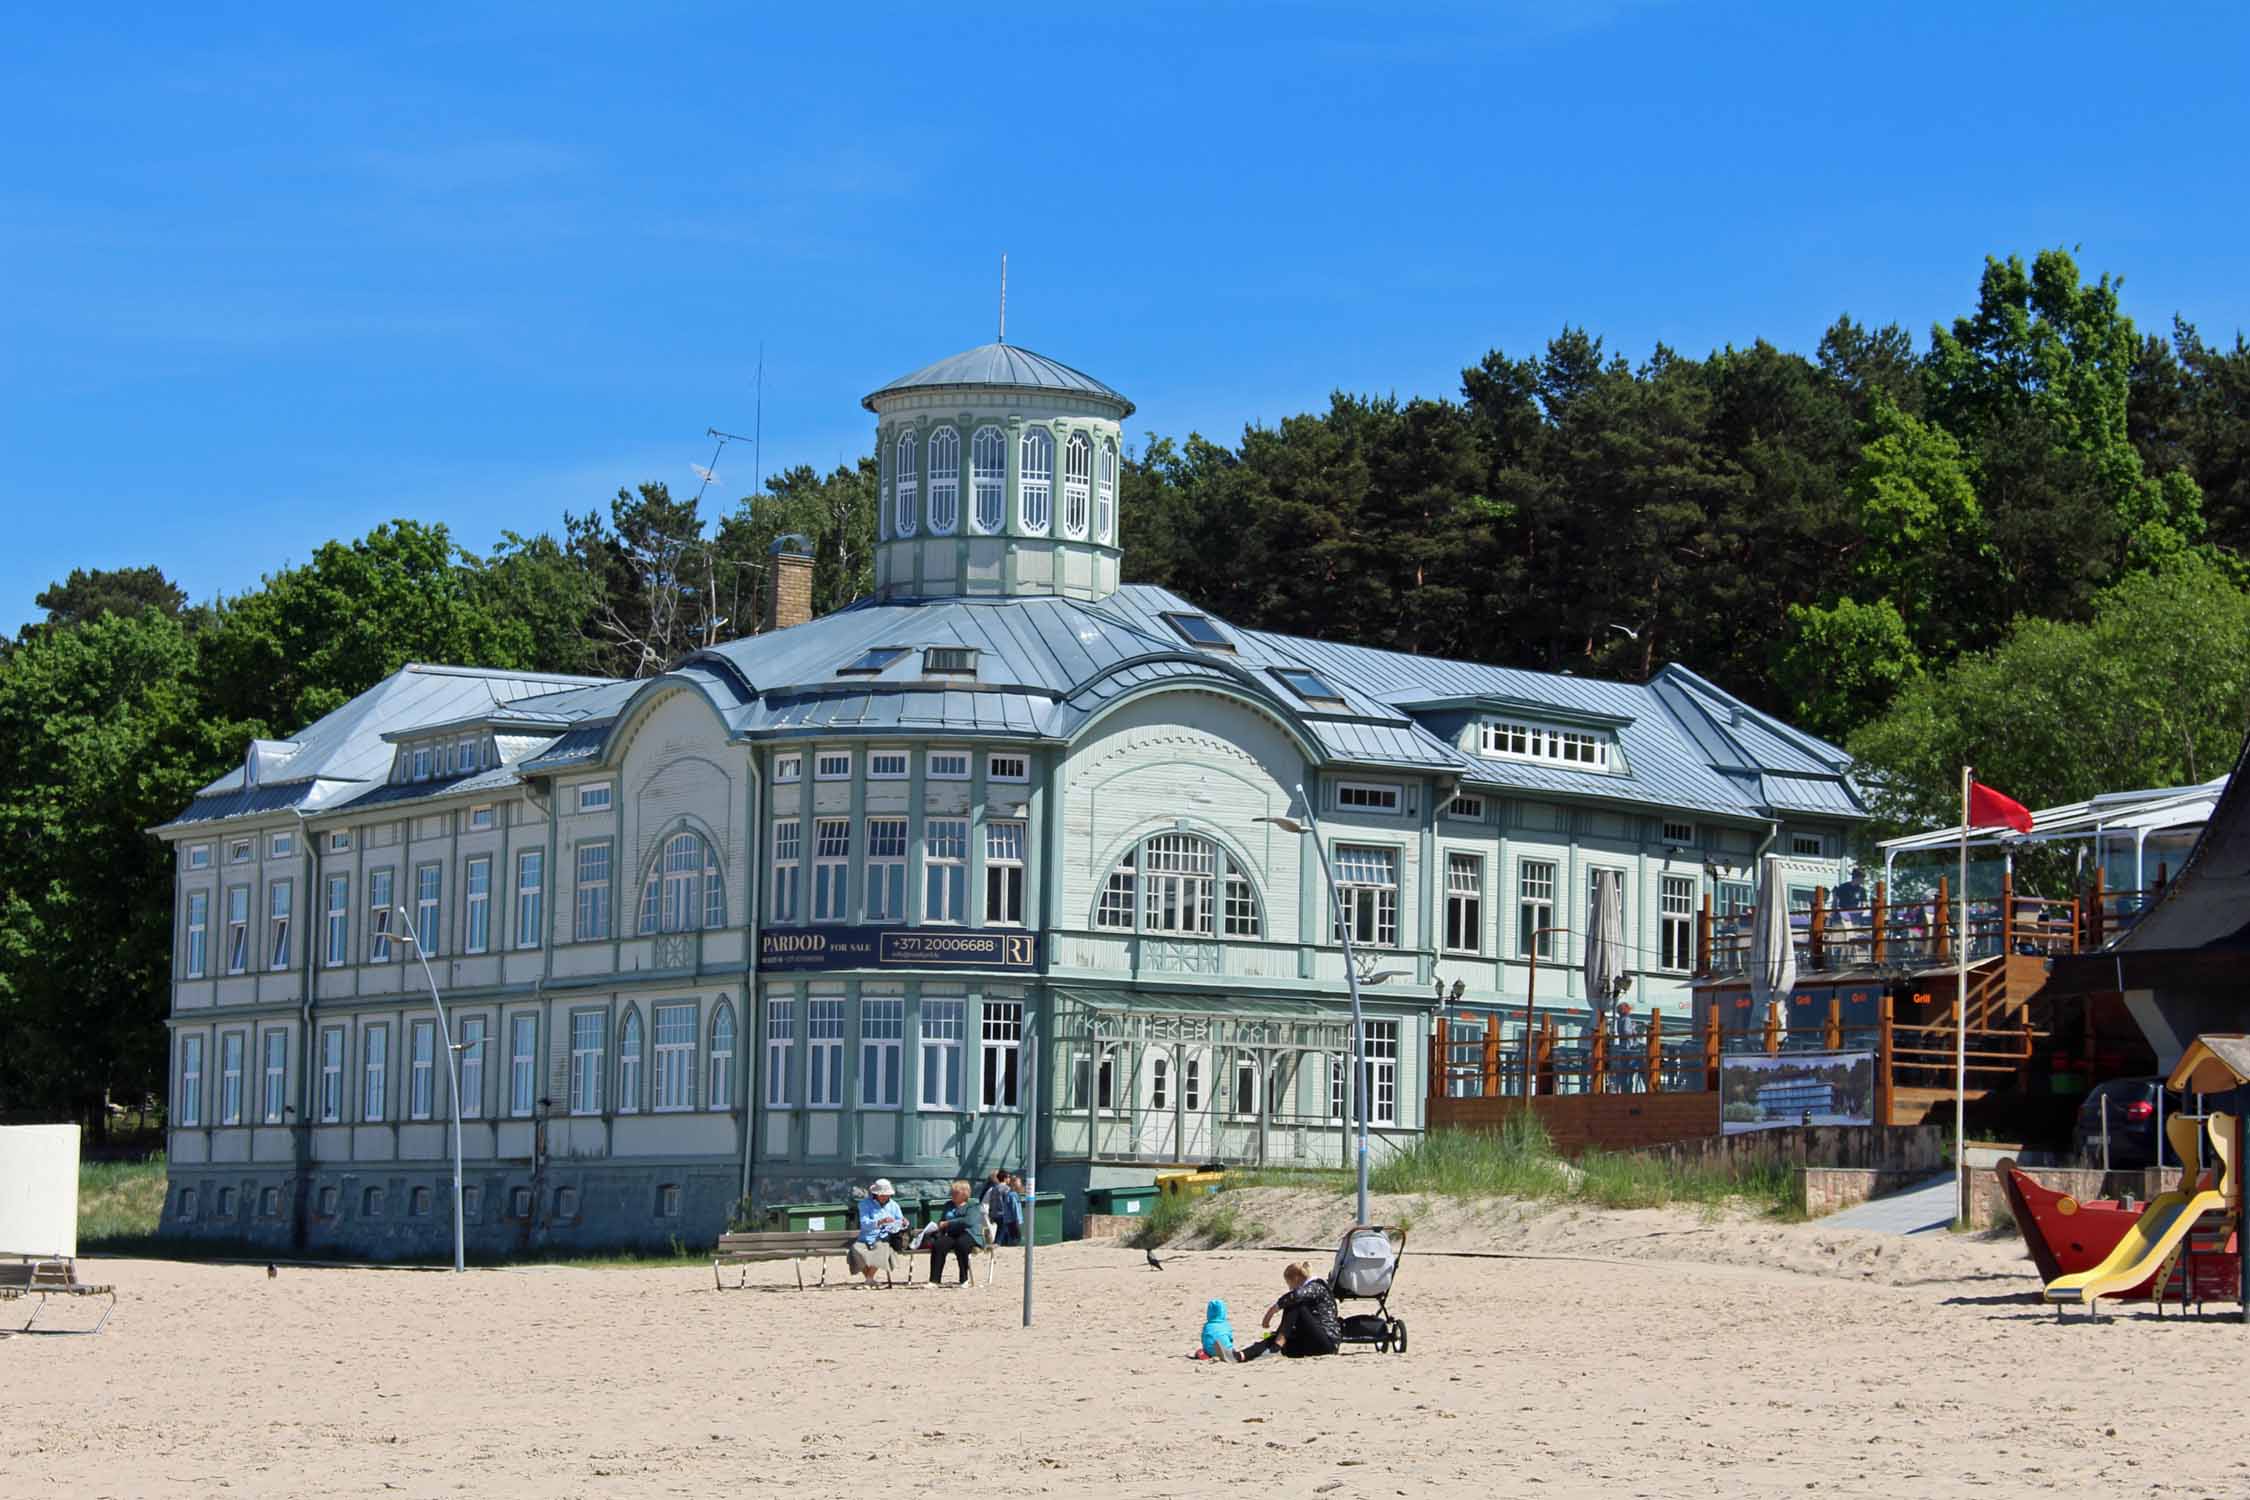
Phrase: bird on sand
[
  {"left": 266, "top": 1264, "right": 277, "bottom": 1279},
  {"left": 1145, "top": 1248, "right": 1165, "bottom": 1271}
]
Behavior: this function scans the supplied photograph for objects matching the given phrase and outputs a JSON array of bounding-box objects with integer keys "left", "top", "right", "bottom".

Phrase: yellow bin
[{"left": 1157, "top": 1170, "right": 1225, "bottom": 1200}]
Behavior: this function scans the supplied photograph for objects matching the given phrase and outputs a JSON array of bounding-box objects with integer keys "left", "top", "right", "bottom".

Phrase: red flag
[{"left": 1968, "top": 780, "right": 2034, "bottom": 833}]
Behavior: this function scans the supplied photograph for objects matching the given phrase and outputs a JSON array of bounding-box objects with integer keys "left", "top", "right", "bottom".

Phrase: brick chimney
[{"left": 765, "top": 534, "right": 815, "bottom": 633}]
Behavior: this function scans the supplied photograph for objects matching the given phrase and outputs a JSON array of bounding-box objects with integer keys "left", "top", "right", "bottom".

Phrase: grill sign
[{"left": 757, "top": 925, "right": 1039, "bottom": 973}]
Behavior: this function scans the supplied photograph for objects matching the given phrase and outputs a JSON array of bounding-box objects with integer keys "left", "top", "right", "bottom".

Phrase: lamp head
[{"left": 1255, "top": 813, "right": 1309, "bottom": 836}]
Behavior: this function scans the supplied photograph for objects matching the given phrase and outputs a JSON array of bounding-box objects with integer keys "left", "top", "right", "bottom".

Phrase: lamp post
[
  {"left": 1260, "top": 785, "right": 1396, "bottom": 1227},
  {"left": 394, "top": 906, "right": 467, "bottom": 1273}
]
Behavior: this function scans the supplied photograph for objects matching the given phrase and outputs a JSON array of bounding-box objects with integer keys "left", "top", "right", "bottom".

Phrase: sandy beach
[{"left": 10, "top": 1191, "right": 2249, "bottom": 1500}]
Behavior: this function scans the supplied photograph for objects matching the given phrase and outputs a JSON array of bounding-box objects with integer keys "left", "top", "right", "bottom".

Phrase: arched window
[
  {"left": 709, "top": 1002, "right": 736, "bottom": 1109},
  {"left": 617, "top": 1007, "right": 644, "bottom": 1114},
  {"left": 1096, "top": 438, "right": 1117, "bottom": 543},
  {"left": 893, "top": 430, "right": 918, "bottom": 537},
  {"left": 1148, "top": 1047, "right": 1170, "bottom": 1111},
  {"left": 970, "top": 427, "right": 1006, "bottom": 534},
  {"left": 1091, "top": 833, "right": 1262, "bottom": 938},
  {"left": 1230, "top": 1054, "right": 1260, "bottom": 1118},
  {"left": 1061, "top": 432, "right": 1091, "bottom": 538},
  {"left": 1019, "top": 428, "right": 1053, "bottom": 535},
  {"left": 639, "top": 831, "right": 724, "bottom": 934},
  {"left": 927, "top": 426, "right": 960, "bottom": 535}
]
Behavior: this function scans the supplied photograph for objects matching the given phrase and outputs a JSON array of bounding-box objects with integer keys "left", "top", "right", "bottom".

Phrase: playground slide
[{"left": 2042, "top": 1110, "right": 2235, "bottom": 1311}]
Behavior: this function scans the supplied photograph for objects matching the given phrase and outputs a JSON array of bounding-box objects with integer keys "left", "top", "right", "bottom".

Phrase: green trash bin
[
  {"left": 771, "top": 1201, "right": 850, "bottom": 1233},
  {"left": 1086, "top": 1184, "right": 1161, "bottom": 1220},
  {"left": 1029, "top": 1190, "right": 1064, "bottom": 1245}
]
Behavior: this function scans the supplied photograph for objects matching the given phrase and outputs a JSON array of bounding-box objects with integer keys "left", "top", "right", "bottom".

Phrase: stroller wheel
[{"left": 1390, "top": 1319, "right": 1408, "bottom": 1354}]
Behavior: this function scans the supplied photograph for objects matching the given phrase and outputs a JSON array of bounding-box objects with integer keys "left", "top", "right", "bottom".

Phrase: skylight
[
  {"left": 922, "top": 646, "right": 979, "bottom": 675},
  {"left": 1270, "top": 667, "right": 1346, "bottom": 706},
  {"left": 839, "top": 646, "right": 911, "bottom": 675},
  {"left": 1162, "top": 612, "right": 1233, "bottom": 651}
]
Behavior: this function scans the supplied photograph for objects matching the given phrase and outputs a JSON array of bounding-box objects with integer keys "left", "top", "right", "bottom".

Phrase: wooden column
[
  {"left": 1825, "top": 995, "right": 1843, "bottom": 1052},
  {"left": 1536, "top": 1019, "right": 1555, "bottom": 1096},
  {"left": 1875, "top": 992, "right": 1895, "bottom": 1128},
  {"left": 1590, "top": 1025, "right": 1608, "bottom": 1095},
  {"left": 1763, "top": 1002, "right": 1782, "bottom": 1055},
  {"left": 1872, "top": 880, "right": 1888, "bottom": 966},
  {"left": 1935, "top": 876, "right": 1952, "bottom": 964},
  {"left": 1703, "top": 1005, "right": 1721, "bottom": 1092},
  {"left": 1431, "top": 1016, "right": 1449, "bottom": 1103},
  {"left": 1482, "top": 1015, "right": 1500, "bottom": 1099},
  {"left": 1646, "top": 1008, "right": 1663, "bottom": 1093},
  {"left": 1809, "top": 887, "right": 1827, "bottom": 969},
  {"left": 1696, "top": 894, "right": 1713, "bottom": 978},
  {"left": 2001, "top": 870, "right": 2015, "bottom": 955}
]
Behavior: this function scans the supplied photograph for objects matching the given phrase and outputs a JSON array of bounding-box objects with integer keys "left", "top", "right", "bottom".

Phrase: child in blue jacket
[{"left": 1199, "top": 1298, "right": 1238, "bottom": 1362}]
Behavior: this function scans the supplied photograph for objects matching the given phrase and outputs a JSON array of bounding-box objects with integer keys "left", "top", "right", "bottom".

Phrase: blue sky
[{"left": 5, "top": 2, "right": 2246, "bottom": 631}]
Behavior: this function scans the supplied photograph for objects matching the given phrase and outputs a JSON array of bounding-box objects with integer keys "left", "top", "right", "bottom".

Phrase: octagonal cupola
[{"left": 862, "top": 341, "right": 1133, "bottom": 601}]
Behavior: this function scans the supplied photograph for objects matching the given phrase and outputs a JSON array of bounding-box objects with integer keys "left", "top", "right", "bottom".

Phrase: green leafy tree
[
  {"left": 470, "top": 530, "right": 613, "bottom": 678},
  {"left": 1774, "top": 596, "right": 1924, "bottom": 743}
]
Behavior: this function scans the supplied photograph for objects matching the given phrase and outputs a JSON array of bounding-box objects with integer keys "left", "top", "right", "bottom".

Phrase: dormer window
[
  {"left": 923, "top": 646, "right": 978, "bottom": 675},
  {"left": 411, "top": 747, "right": 433, "bottom": 781},
  {"left": 1162, "top": 613, "right": 1233, "bottom": 651},
  {"left": 1479, "top": 721, "right": 1613, "bottom": 772},
  {"left": 840, "top": 646, "right": 910, "bottom": 675},
  {"left": 1270, "top": 668, "right": 1345, "bottom": 707}
]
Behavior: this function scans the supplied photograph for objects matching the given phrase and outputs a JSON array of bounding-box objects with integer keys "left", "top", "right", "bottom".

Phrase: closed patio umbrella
[
  {"left": 1584, "top": 868, "right": 1627, "bottom": 1017},
  {"left": 1747, "top": 854, "right": 1797, "bottom": 1033}
]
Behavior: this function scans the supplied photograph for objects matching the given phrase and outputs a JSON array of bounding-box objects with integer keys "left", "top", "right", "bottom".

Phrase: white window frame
[
  {"left": 410, "top": 1019, "right": 436, "bottom": 1121},
  {"left": 468, "top": 804, "right": 494, "bottom": 831},
  {"left": 1661, "top": 874, "right": 1696, "bottom": 971},
  {"left": 569, "top": 1010, "right": 604, "bottom": 1116},
  {"left": 709, "top": 1002, "right": 735, "bottom": 1110},
  {"left": 368, "top": 868, "right": 394, "bottom": 962},
  {"left": 410, "top": 747, "right": 432, "bottom": 781},
  {"left": 812, "top": 818, "right": 851, "bottom": 923},
  {"left": 987, "top": 752, "right": 1030, "bottom": 783},
  {"left": 927, "top": 425, "right": 961, "bottom": 535},
  {"left": 814, "top": 750, "right": 852, "bottom": 782},
  {"left": 464, "top": 855, "right": 492, "bottom": 954},
  {"left": 228, "top": 838, "right": 252, "bottom": 864},
  {"left": 261, "top": 1028, "right": 287, "bottom": 1124},
  {"left": 867, "top": 750, "right": 909, "bottom": 780},
  {"left": 574, "top": 840, "right": 611, "bottom": 941},
  {"left": 515, "top": 848, "right": 543, "bottom": 949},
  {"left": 178, "top": 1035, "right": 204, "bottom": 1128},
  {"left": 1445, "top": 851, "right": 1483, "bottom": 954},
  {"left": 187, "top": 843, "right": 212, "bottom": 870},
  {"left": 225, "top": 884, "right": 250, "bottom": 975},
  {"left": 1662, "top": 820, "right": 1696, "bottom": 846},
  {"left": 323, "top": 873, "right": 349, "bottom": 967},
  {"left": 508, "top": 1013, "right": 538, "bottom": 1117},
  {"left": 1019, "top": 428, "right": 1054, "bottom": 535},
  {"left": 185, "top": 889, "right": 209, "bottom": 978},
  {"left": 458, "top": 1016, "right": 485, "bottom": 1119},
  {"left": 1479, "top": 720, "right": 1613, "bottom": 771},
  {"left": 269, "top": 831, "right": 294, "bottom": 859},
  {"left": 654, "top": 1002, "right": 696, "bottom": 1112},
  {"left": 267, "top": 879, "right": 292, "bottom": 971},
  {"left": 1061, "top": 431, "right": 1092, "bottom": 538},
  {"left": 919, "top": 996, "right": 964, "bottom": 1111},
  {"left": 893, "top": 428, "right": 919, "bottom": 537},
  {"left": 927, "top": 750, "right": 970, "bottom": 781},
  {"left": 1518, "top": 859, "right": 1556, "bottom": 959},
  {"left": 318, "top": 1026, "right": 344, "bottom": 1123},
  {"left": 806, "top": 997, "right": 844, "bottom": 1109},
  {"left": 985, "top": 820, "right": 1026, "bottom": 926},
  {"left": 764, "top": 998, "right": 794, "bottom": 1107},
  {"left": 362, "top": 1023, "right": 389, "bottom": 1123},
  {"left": 219, "top": 1031, "right": 244, "bottom": 1126},
  {"left": 328, "top": 830, "right": 351, "bottom": 853},
  {"left": 577, "top": 782, "right": 613, "bottom": 812},
  {"left": 1791, "top": 832, "right": 1825, "bottom": 858},
  {"left": 1332, "top": 844, "right": 1400, "bottom": 948},
  {"left": 414, "top": 863, "right": 441, "bottom": 956},
  {"left": 980, "top": 999, "right": 1021, "bottom": 1111},
  {"left": 771, "top": 821, "right": 801, "bottom": 924},
  {"left": 1335, "top": 781, "right": 1402, "bottom": 813},
  {"left": 860, "top": 995, "right": 903, "bottom": 1109},
  {"left": 1096, "top": 438, "right": 1117, "bottom": 543},
  {"left": 616, "top": 1008, "right": 642, "bottom": 1115},
  {"left": 970, "top": 426, "right": 1006, "bottom": 534},
  {"left": 865, "top": 817, "right": 908, "bottom": 922},
  {"left": 773, "top": 754, "right": 802, "bottom": 784},
  {"left": 923, "top": 818, "right": 967, "bottom": 924},
  {"left": 1443, "top": 793, "right": 1486, "bottom": 821},
  {"left": 1362, "top": 1020, "right": 1399, "bottom": 1127}
]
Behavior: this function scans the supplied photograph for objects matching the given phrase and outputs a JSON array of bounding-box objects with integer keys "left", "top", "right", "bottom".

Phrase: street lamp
[
  {"left": 394, "top": 906, "right": 467, "bottom": 1273},
  {"left": 1259, "top": 784, "right": 1390, "bottom": 1227}
]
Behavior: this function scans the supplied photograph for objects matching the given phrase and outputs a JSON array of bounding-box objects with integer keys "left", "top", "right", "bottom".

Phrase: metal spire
[{"left": 998, "top": 253, "right": 1007, "bottom": 344}]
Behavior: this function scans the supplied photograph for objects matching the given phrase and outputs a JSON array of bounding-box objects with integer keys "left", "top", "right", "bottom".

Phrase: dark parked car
[{"left": 2074, "top": 1078, "right": 2170, "bottom": 1168}]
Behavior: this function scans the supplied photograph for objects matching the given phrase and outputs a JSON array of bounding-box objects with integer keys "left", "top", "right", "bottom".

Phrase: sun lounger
[{"left": 0, "top": 1255, "right": 116, "bottom": 1335}]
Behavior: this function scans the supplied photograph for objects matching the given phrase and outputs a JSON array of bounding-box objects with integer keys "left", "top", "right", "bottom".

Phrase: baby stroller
[{"left": 1329, "top": 1224, "right": 1407, "bottom": 1354}]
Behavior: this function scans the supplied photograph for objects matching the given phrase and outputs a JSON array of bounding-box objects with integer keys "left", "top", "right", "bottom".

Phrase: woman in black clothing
[
  {"left": 923, "top": 1179, "right": 985, "bottom": 1286},
  {"left": 1237, "top": 1261, "right": 1342, "bottom": 1361}
]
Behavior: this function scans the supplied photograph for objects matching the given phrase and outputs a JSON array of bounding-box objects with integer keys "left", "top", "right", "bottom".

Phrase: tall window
[
  {"left": 616, "top": 1008, "right": 642, "bottom": 1114},
  {"left": 414, "top": 864, "right": 441, "bottom": 955},
  {"left": 516, "top": 849, "right": 543, "bottom": 948},
  {"left": 459, "top": 1016, "right": 485, "bottom": 1118},
  {"left": 985, "top": 820, "right": 1026, "bottom": 925},
  {"left": 1363, "top": 1021, "right": 1399, "bottom": 1127},
  {"left": 924, "top": 818, "right": 967, "bottom": 923},
  {"left": 860, "top": 996, "right": 903, "bottom": 1108},
  {"left": 1445, "top": 852, "right": 1483, "bottom": 953},
  {"left": 807, "top": 997, "right": 844, "bottom": 1108},
  {"left": 185, "top": 890, "right": 209, "bottom": 978},
  {"left": 980, "top": 999, "right": 1021, "bottom": 1109},
  {"left": 225, "top": 886, "right": 250, "bottom": 974},
  {"left": 362, "top": 1024, "right": 389, "bottom": 1123},
  {"left": 812, "top": 819, "right": 851, "bottom": 922},
  {"left": 970, "top": 426, "right": 1006, "bottom": 533},
  {"left": 1096, "top": 834, "right": 1260, "bottom": 936},
  {"left": 569, "top": 1011, "right": 604, "bottom": 1115},
  {"left": 410, "top": 1020, "right": 436, "bottom": 1120},
  {"left": 509, "top": 1014, "right": 537, "bottom": 1116},
  {"left": 893, "top": 429, "right": 919, "bottom": 536},
  {"left": 220, "top": 1032, "right": 244, "bottom": 1125},
  {"left": 1661, "top": 875, "right": 1695, "bottom": 970},
  {"left": 262, "top": 1029, "right": 287, "bottom": 1123},
  {"left": 267, "top": 880, "right": 292, "bottom": 970},
  {"left": 1061, "top": 432, "right": 1091, "bottom": 538},
  {"left": 1096, "top": 847, "right": 1137, "bottom": 928},
  {"left": 1229, "top": 1054, "right": 1260, "bottom": 1119},
  {"left": 1333, "top": 845, "right": 1399, "bottom": 947},
  {"left": 1097, "top": 439, "right": 1117, "bottom": 542},
  {"left": 324, "top": 874, "right": 349, "bottom": 967},
  {"left": 1018, "top": 428, "right": 1053, "bottom": 534},
  {"left": 1518, "top": 860, "right": 1556, "bottom": 959},
  {"left": 178, "top": 1035, "right": 204, "bottom": 1127},
  {"left": 865, "top": 818, "right": 908, "bottom": 921},
  {"left": 575, "top": 841, "right": 612, "bottom": 940},
  {"left": 765, "top": 998, "right": 794, "bottom": 1107},
  {"left": 771, "top": 821, "right": 801, "bottom": 924},
  {"left": 654, "top": 1002, "right": 696, "bottom": 1111},
  {"left": 927, "top": 425, "right": 960, "bottom": 534},
  {"left": 641, "top": 832, "right": 724, "bottom": 933},
  {"left": 319, "top": 1026, "right": 343, "bottom": 1123},
  {"left": 709, "top": 1002, "right": 735, "bottom": 1109},
  {"left": 368, "top": 869, "right": 394, "bottom": 962},
  {"left": 1150, "top": 1049, "right": 1170, "bottom": 1112},
  {"left": 920, "top": 997, "right": 964, "bottom": 1110},
  {"left": 464, "top": 856, "right": 492, "bottom": 954}
]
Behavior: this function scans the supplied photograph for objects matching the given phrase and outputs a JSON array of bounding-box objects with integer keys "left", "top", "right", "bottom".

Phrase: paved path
[{"left": 1822, "top": 1172, "right": 1958, "bottom": 1235}]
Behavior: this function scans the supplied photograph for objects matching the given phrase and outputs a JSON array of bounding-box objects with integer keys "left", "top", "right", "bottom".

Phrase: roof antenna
[
  {"left": 998, "top": 253, "right": 1007, "bottom": 344},
  {"left": 753, "top": 340, "right": 764, "bottom": 499}
]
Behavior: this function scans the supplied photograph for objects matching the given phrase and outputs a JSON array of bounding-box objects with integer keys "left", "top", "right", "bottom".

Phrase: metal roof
[{"left": 861, "top": 342, "right": 1134, "bottom": 416}]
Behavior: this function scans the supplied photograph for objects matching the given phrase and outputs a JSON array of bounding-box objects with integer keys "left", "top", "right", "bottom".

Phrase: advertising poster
[{"left": 1718, "top": 1051, "right": 1875, "bottom": 1133}]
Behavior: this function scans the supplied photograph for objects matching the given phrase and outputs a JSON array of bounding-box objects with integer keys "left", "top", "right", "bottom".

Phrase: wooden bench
[
  {"left": 711, "top": 1230, "right": 915, "bottom": 1291},
  {"left": 0, "top": 1256, "right": 116, "bottom": 1335}
]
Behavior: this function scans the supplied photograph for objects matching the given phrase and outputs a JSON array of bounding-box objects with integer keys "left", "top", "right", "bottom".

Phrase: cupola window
[
  {"left": 927, "top": 426, "right": 960, "bottom": 535},
  {"left": 1097, "top": 439, "right": 1117, "bottom": 543},
  {"left": 970, "top": 427, "right": 1006, "bottom": 534},
  {"left": 1019, "top": 428, "right": 1054, "bottom": 535},
  {"left": 1062, "top": 433, "right": 1092, "bottom": 539},
  {"left": 893, "top": 430, "right": 918, "bottom": 537}
]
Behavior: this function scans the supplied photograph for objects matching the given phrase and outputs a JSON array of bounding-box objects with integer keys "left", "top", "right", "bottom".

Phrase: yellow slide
[{"left": 2043, "top": 1112, "right": 2234, "bottom": 1313}]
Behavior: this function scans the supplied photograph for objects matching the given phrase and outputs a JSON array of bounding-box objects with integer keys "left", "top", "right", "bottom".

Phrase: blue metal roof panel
[{"left": 862, "top": 343, "right": 1133, "bottom": 415}]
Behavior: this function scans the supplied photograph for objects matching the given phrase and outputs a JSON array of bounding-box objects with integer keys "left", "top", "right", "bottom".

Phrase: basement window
[{"left": 839, "top": 646, "right": 910, "bottom": 676}]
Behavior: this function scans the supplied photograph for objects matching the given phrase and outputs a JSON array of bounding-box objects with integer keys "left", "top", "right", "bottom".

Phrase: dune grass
[
  {"left": 1372, "top": 1120, "right": 1805, "bottom": 1219},
  {"left": 78, "top": 1156, "right": 172, "bottom": 1250}
]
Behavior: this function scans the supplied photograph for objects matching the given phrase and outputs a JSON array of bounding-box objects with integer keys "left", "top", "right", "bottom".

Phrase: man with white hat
[{"left": 849, "top": 1179, "right": 908, "bottom": 1286}]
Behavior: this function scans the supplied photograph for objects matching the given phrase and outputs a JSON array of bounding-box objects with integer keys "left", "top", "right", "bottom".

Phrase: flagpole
[{"left": 1956, "top": 764, "right": 1971, "bottom": 1227}]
